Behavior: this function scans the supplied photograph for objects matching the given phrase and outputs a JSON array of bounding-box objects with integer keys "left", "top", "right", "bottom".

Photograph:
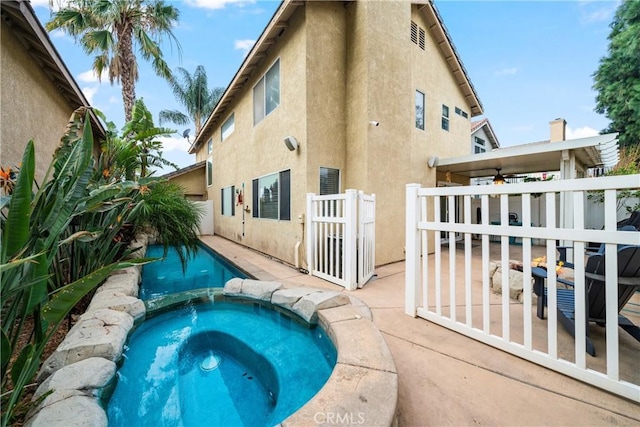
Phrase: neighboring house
[
  {"left": 470, "top": 118, "right": 500, "bottom": 154},
  {"left": 190, "top": 0, "right": 483, "bottom": 266},
  {"left": 1, "top": 0, "right": 104, "bottom": 183},
  {"left": 161, "top": 161, "right": 207, "bottom": 201}
]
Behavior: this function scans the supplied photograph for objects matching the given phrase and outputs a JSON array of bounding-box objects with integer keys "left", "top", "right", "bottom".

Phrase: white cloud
[
  {"left": 109, "top": 96, "right": 119, "bottom": 104},
  {"left": 185, "top": 0, "right": 255, "bottom": 10},
  {"left": 578, "top": 1, "right": 619, "bottom": 24},
  {"left": 78, "top": 69, "right": 108, "bottom": 83},
  {"left": 566, "top": 126, "right": 599, "bottom": 140},
  {"left": 157, "top": 135, "right": 191, "bottom": 153},
  {"left": 30, "top": 0, "right": 54, "bottom": 8},
  {"left": 234, "top": 39, "right": 255, "bottom": 56},
  {"left": 495, "top": 67, "right": 518, "bottom": 76},
  {"left": 82, "top": 86, "right": 99, "bottom": 104}
]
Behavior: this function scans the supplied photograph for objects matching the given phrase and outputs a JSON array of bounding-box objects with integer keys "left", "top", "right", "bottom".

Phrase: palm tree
[
  {"left": 46, "top": 0, "right": 181, "bottom": 122},
  {"left": 159, "top": 65, "right": 224, "bottom": 136}
]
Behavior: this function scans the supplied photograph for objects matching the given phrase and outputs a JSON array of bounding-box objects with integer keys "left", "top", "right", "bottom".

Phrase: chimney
[{"left": 549, "top": 118, "right": 567, "bottom": 142}]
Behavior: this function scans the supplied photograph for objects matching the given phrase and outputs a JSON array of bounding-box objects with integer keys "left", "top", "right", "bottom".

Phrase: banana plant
[{"left": 0, "top": 111, "right": 150, "bottom": 427}]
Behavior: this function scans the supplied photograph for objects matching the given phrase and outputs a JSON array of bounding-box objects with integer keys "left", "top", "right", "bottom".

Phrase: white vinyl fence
[
  {"left": 306, "top": 190, "right": 376, "bottom": 290},
  {"left": 194, "top": 200, "right": 214, "bottom": 235},
  {"left": 405, "top": 175, "right": 640, "bottom": 401}
]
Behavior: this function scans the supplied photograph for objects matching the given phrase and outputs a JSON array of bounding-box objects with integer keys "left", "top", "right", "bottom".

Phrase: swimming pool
[
  {"left": 106, "top": 300, "right": 336, "bottom": 426},
  {"left": 140, "top": 244, "right": 247, "bottom": 300}
]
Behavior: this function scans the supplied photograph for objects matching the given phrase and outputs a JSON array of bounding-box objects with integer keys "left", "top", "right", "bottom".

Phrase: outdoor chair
[
  {"left": 557, "top": 225, "right": 638, "bottom": 268},
  {"left": 532, "top": 245, "right": 640, "bottom": 356}
]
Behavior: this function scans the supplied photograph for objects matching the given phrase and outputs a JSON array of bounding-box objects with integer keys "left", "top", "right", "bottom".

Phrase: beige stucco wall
[
  {"left": 169, "top": 167, "right": 207, "bottom": 201},
  {"left": 203, "top": 6, "right": 309, "bottom": 264},
  {"left": 1, "top": 24, "right": 72, "bottom": 183},
  {"left": 197, "top": 1, "right": 479, "bottom": 267}
]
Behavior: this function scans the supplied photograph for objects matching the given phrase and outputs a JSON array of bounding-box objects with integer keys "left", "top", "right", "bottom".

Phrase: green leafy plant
[
  {"left": 0, "top": 112, "right": 149, "bottom": 427},
  {"left": 587, "top": 145, "right": 640, "bottom": 214}
]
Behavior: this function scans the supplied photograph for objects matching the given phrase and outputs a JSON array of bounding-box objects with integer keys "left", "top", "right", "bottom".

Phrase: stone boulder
[
  {"left": 95, "top": 272, "right": 140, "bottom": 297},
  {"left": 24, "top": 392, "right": 107, "bottom": 427},
  {"left": 291, "top": 291, "right": 350, "bottom": 323},
  {"left": 87, "top": 290, "right": 145, "bottom": 322},
  {"left": 38, "top": 309, "right": 133, "bottom": 382},
  {"left": 271, "top": 288, "right": 318, "bottom": 309}
]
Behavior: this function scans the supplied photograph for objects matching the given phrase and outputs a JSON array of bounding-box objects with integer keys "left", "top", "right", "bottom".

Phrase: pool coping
[{"left": 25, "top": 236, "right": 398, "bottom": 427}]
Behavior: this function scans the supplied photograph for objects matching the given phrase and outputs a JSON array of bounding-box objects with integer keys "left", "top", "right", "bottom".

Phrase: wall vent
[{"left": 411, "top": 21, "right": 418, "bottom": 44}]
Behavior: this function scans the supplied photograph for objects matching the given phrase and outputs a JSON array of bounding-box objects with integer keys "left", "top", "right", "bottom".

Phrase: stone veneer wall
[{"left": 25, "top": 237, "right": 398, "bottom": 426}]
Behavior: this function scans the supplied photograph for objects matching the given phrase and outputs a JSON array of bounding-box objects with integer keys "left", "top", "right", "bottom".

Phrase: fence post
[
  {"left": 344, "top": 189, "right": 358, "bottom": 290},
  {"left": 405, "top": 184, "right": 421, "bottom": 316},
  {"left": 306, "top": 193, "right": 314, "bottom": 276}
]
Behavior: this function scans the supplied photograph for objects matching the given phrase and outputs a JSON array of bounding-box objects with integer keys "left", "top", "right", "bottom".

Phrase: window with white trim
[
  {"left": 253, "top": 59, "right": 280, "bottom": 125},
  {"left": 320, "top": 167, "right": 340, "bottom": 195},
  {"left": 221, "top": 185, "right": 235, "bottom": 216},
  {"left": 207, "top": 156, "right": 213, "bottom": 187},
  {"left": 415, "top": 90, "right": 425, "bottom": 130},
  {"left": 441, "top": 105, "right": 449, "bottom": 131},
  {"left": 474, "top": 136, "right": 486, "bottom": 154},
  {"left": 252, "top": 169, "right": 290, "bottom": 220},
  {"left": 221, "top": 113, "right": 235, "bottom": 141}
]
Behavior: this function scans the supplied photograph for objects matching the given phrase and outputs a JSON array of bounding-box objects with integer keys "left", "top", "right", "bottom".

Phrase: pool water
[
  {"left": 140, "top": 245, "right": 247, "bottom": 300},
  {"left": 107, "top": 302, "right": 336, "bottom": 426}
]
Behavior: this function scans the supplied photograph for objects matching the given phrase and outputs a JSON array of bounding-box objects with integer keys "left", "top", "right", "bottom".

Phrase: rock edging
[
  {"left": 25, "top": 234, "right": 149, "bottom": 427},
  {"left": 223, "top": 279, "right": 398, "bottom": 427}
]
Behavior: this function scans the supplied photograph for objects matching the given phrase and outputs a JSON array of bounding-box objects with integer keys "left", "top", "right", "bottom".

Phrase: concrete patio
[{"left": 200, "top": 235, "right": 640, "bottom": 426}]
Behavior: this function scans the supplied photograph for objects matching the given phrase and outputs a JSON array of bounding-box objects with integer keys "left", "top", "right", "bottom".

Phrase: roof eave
[
  {"left": 417, "top": 1, "right": 483, "bottom": 117},
  {"left": 190, "top": 0, "right": 300, "bottom": 154},
  {"left": 2, "top": 0, "right": 106, "bottom": 138}
]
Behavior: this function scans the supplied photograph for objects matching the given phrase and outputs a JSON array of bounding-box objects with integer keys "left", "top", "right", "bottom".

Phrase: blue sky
[{"left": 32, "top": 0, "right": 618, "bottom": 174}]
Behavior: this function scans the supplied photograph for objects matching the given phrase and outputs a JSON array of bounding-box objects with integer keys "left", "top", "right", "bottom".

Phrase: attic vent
[
  {"left": 419, "top": 27, "right": 425, "bottom": 50},
  {"left": 411, "top": 21, "right": 418, "bottom": 44}
]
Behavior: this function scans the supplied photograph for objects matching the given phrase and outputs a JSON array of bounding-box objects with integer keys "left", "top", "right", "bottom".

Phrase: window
[
  {"left": 221, "top": 185, "right": 235, "bottom": 216},
  {"left": 320, "top": 167, "right": 340, "bottom": 195},
  {"left": 221, "top": 113, "right": 235, "bottom": 141},
  {"left": 415, "top": 90, "right": 425, "bottom": 130},
  {"left": 474, "top": 136, "right": 486, "bottom": 154},
  {"left": 207, "top": 156, "right": 213, "bottom": 186},
  {"left": 207, "top": 138, "right": 213, "bottom": 154},
  {"left": 253, "top": 59, "right": 280, "bottom": 125},
  {"left": 252, "top": 169, "right": 290, "bottom": 220},
  {"left": 441, "top": 105, "right": 449, "bottom": 131},
  {"left": 455, "top": 107, "right": 469, "bottom": 119}
]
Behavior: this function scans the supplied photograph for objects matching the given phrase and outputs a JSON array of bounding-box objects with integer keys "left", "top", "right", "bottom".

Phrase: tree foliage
[
  {"left": 593, "top": 0, "right": 640, "bottom": 147},
  {"left": 1, "top": 108, "right": 201, "bottom": 425},
  {"left": 159, "top": 65, "right": 224, "bottom": 137},
  {"left": 46, "top": 0, "right": 181, "bottom": 122}
]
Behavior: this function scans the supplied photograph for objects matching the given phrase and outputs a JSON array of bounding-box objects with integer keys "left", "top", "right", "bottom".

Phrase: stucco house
[
  {"left": 470, "top": 118, "right": 500, "bottom": 154},
  {"left": 161, "top": 160, "right": 207, "bottom": 201},
  {"left": 1, "top": 0, "right": 104, "bottom": 182},
  {"left": 190, "top": 0, "right": 483, "bottom": 267}
]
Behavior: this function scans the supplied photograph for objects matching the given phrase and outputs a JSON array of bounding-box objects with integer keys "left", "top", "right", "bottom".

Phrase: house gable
[{"left": 193, "top": 0, "right": 485, "bottom": 266}]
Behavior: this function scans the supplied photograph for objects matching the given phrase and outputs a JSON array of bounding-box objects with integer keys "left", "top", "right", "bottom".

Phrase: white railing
[
  {"left": 306, "top": 190, "right": 376, "bottom": 290},
  {"left": 405, "top": 175, "right": 640, "bottom": 401},
  {"left": 358, "top": 192, "right": 376, "bottom": 287}
]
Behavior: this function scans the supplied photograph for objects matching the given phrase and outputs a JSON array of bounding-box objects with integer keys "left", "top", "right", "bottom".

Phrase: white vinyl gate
[
  {"left": 306, "top": 190, "right": 376, "bottom": 290},
  {"left": 405, "top": 175, "right": 640, "bottom": 401}
]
